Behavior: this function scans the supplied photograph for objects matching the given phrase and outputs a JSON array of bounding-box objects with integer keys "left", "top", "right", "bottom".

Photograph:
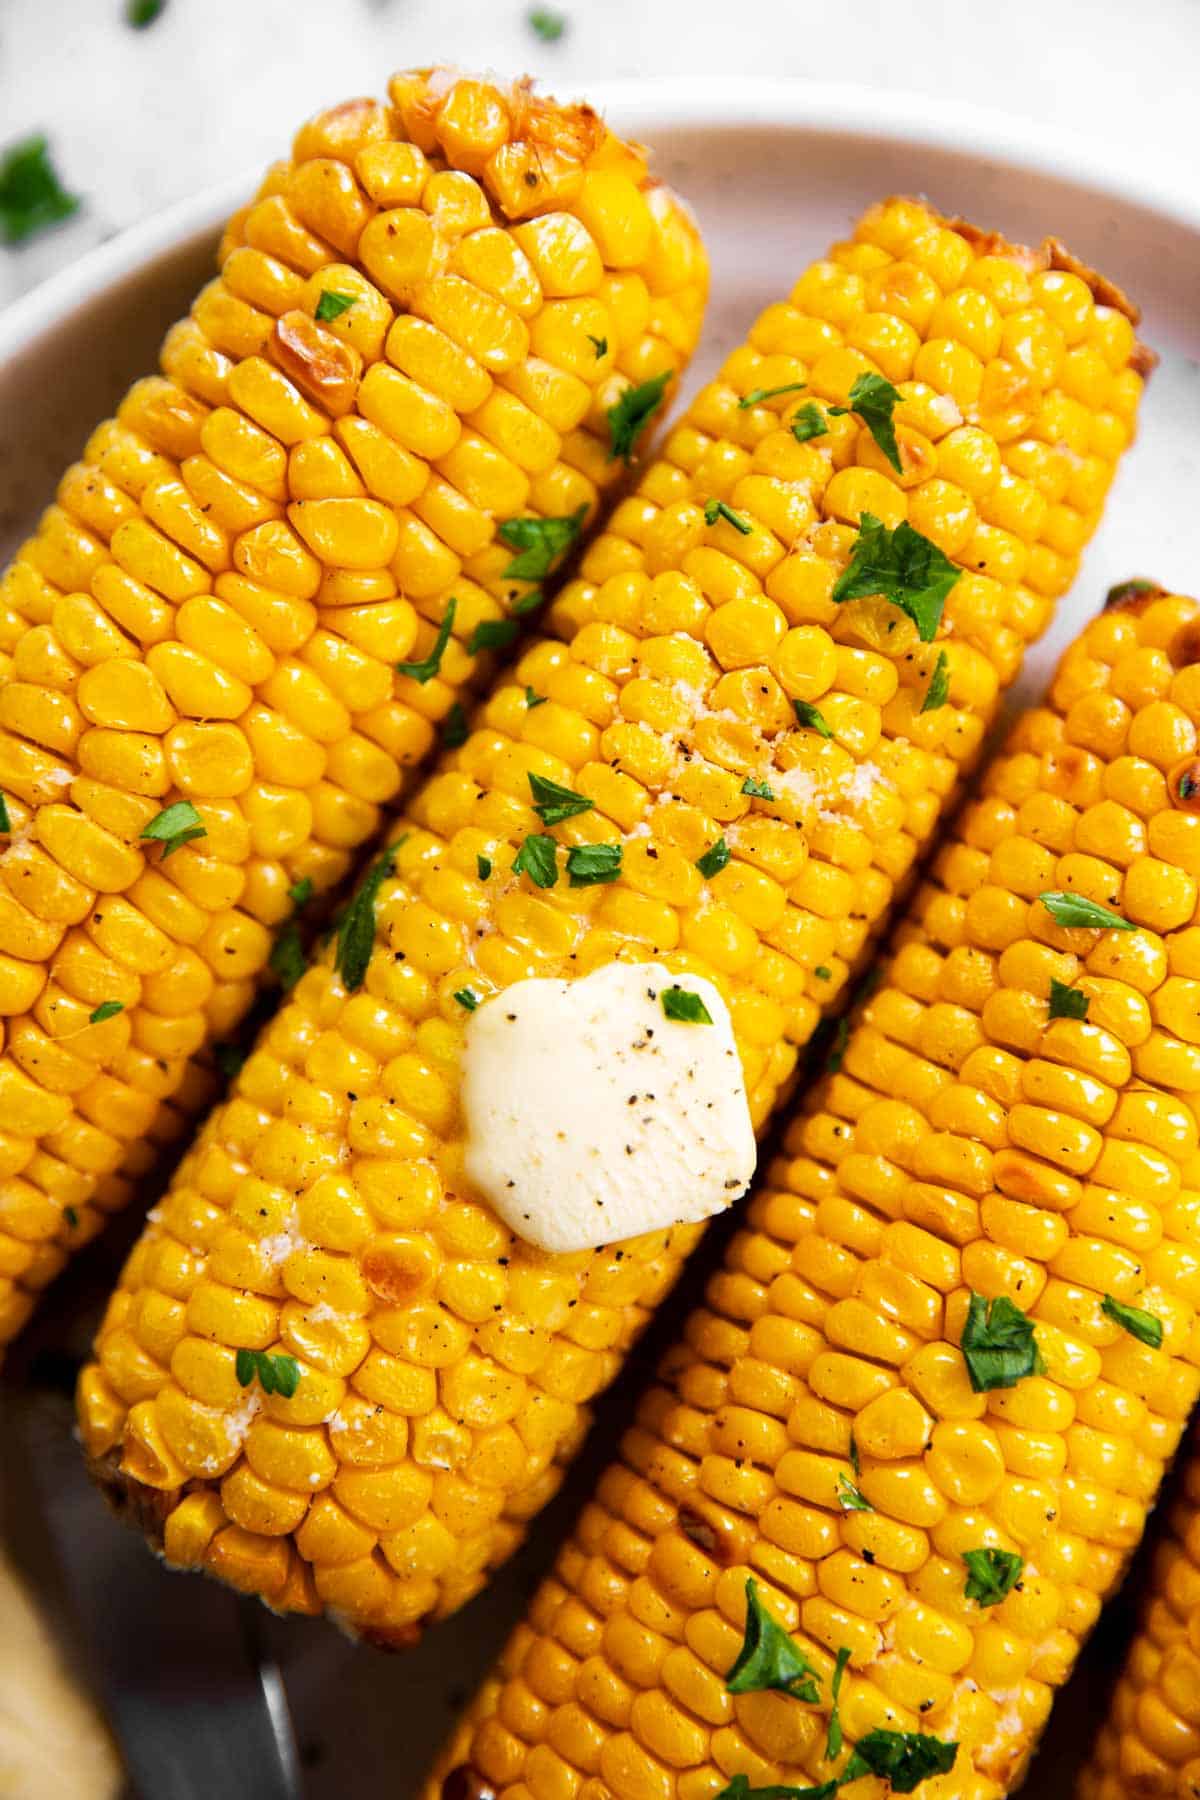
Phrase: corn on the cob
[
  {"left": 0, "top": 69, "right": 709, "bottom": 1350},
  {"left": 1077, "top": 1439, "right": 1200, "bottom": 1798},
  {"left": 77, "top": 199, "right": 1145, "bottom": 1645},
  {"left": 429, "top": 582, "right": 1200, "bottom": 1800}
]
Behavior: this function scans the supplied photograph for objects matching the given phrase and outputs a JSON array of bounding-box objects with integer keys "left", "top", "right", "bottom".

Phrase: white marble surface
[{"left": 1, "top": 0, "right": 1197, "bottom": 310}]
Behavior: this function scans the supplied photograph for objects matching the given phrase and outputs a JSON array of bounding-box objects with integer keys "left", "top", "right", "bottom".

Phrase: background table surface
[{"left": 2, "top": 0, "right": 1199, "bottom": 312}]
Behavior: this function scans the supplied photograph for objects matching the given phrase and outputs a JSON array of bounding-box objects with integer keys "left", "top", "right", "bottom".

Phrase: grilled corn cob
[
  {"left": 429, "top": 582, "right": 1200, "bottom": 1800},
  {"left": 1077, "top": 1438, "right": 1200, "bottom": 1798},
  {"left": 0, "top": 69, "right": 709, "bottom": 1350},
  {"left": 78, "top": 199, "right": 1146, "bottom": 1644}
]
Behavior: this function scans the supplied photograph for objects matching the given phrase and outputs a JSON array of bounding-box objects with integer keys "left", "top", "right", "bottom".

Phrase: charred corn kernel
[
  {"left": 81, "top": 202, "right": 1141, "bottom": 1650},
  {"left": 419, "top": 608, "right": 1200, "bottom": 1800},
  {"left": 0, "top": 69, "right": 708, "bottom": 1352}
]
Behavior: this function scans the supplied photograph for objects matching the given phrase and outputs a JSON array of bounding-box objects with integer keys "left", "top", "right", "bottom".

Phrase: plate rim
[{"left": 1, "top": 73, "right": 1197, "bottom": 365}]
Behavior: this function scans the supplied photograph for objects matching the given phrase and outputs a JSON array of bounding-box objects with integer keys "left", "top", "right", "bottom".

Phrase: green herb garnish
[
  {"left": 476, "top": 855, "right": 492, "bottom": 881},
  {"left": 607, "top": 370, "right": 672, "bottom": 464},
  {"left": 739, "top": 381, "right": 808, "bottom": 409},
  {"left": 235, "top": 1349, "right": 302, "bottom": 1400},
  {"left": 742, "top": 775, "right": 774, "bottom": 800},
  {"left": 662, "top": 986, "right": 713, "bottom": 1025},
  {"left": 443, "top": 702, "right": 469, "bottom": 748},
  {"left": 335, "top": 842, "right": 402, "bottom": 993},
  {"left": 1102, "top": 1293, "right": 1164, "bottom": 1348},
  {"left": 0, "top": 792, "right": 9, "bottom": 833},
  {"left": 126, "top": 0, "right": 166, "bottom": 24},
  {"left": 214, "top": 1042, "right": 246, "bottom": 1079},
  {"left": 0, "top": 136, "right": 79, "bottom": 244},
  {"left": 831, "top": 372, "right": 903, "bottom": 474},
  {"left": 513, "top": 833, "right": 559, "bottom": 889},
  {"left": 1047, "top": 977, "right": 1089, "bottom": 1021},
  {"left": 528, "top": 771, "right": 594, "bottom": 827},
  {"left": 697, "top": 838, "right": 731, "bottom": 878},
  {"left": 842, "top": 1730, "right": 958, "bottom": 1793},
  {"left": 141, "top": 800, "right": 206, "bottom": 859},
  {"left": 64, "top": 1206, "right": 79, "bottom": 1229},
  {"left": 1039, "top": 891, "right": 1134, "bottom": 932},
  {"left": 397, "top": 598, "right": 456, "bottom": 683},
  {"left": 454, "top": 988, "right": 480, "bottom": 1012},
  {"left": 715, "top": 1777, "right": 837, "bottom": 1800},
  {"left": 566, "top": 843, "right": 622, "bottom": 887},
  {"left": 963, "top": 1547, "right": 1023, "bottom": 1607},
  {"left": 315, "top": 289, "right": 356, "bottom": 322},
  {"left": 814, "top": 965, "right": 832, "bottom": 980},
  {"left": 1179, "top": 770, "right": 1200, "bottom": 801},
  {"left": 527, "top": 6, "right": 566, "bottom": 39},
  {"left": 920, "top": 649, "right": 950, "bottom": 713},
  {"left": 89, "top": 1001, "right": 123, "bottom": 1025},
  {"left": 825, "top": 1645, "right": 852, "bottom": 1759},
  {"left": 588, "top": 334, "right": 608, "bottom": 358},
  {"left": 704, "top": 498, "right": 752, "bottom": 536},
  {"left": 832, "top": 513, "right": 960, "bottom": 643},
  {"left": 791, "top": 403, "right": 829, "bottom": 444},
  {"left": 288, "top": 876, "right": 313, "bottom": 910},
  {"left": 837, "top": 1472, "right": 872, "bottom": 1512},
  {"left": 849, "top": 1434, "right": 860, "bottom": 1476},
  {"left": 960, "top": 1292, "right": 1044, "bottom": 1393},
  {"left": 269, "top": 923, "right": 306, "bottom": 992},
  {"left": 793, "top": 699, "right": 832, "bottom": 738},
  {"left": 468, "top": 617, "right": 520, "bottom": 656},
  {"left": 500, "top": 506, "right": 586, "bottom": 582},
  {"left": 725, "top": 1578, "right": 821, "bottom": 1701},
  {"left": 826, "top": 1015, "right": 850, "bottom": 1073},
  {"left": 525, "top": 686, "right": 547, "bottom": 709}
]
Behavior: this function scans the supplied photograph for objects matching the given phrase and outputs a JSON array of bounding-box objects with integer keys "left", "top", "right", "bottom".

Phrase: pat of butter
[{"left": 461, "top": 960, "right": 756, "bottom": 1253}]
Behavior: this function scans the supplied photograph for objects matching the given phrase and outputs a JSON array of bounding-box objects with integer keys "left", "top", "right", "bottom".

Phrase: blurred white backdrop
[{"left": 1, "top": 0, "right": 1197, "bottom": 308}]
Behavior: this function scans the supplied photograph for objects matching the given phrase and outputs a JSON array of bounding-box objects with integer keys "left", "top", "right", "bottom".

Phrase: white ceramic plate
[{"left": 3, "top": 78, "right": 1200, "bottom": 1799}]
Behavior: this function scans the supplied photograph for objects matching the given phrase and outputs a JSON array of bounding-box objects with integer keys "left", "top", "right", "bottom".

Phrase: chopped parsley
[
  {"left": 1047, "top": 977, "right": 1089, "bottom": 1021},
  {"left": 826, "top": 1015, "right": 850, "bottom": 1073},
  {"left": 704, "top": 498, "right": 752, "bottom": 535},
  {"left": 963, "top": 1547, "right": 1023, "bottom": 1607},
  {"left": 831, "top": 372, "right": 903, "bottom": 474},
  {"left": 837, "top": 1472, "right": 872, "bottom": 1512},
  {"left": 454, "top": 988, "right": 479, "bottom": 1012},
  {"left": 88, "top": 1001, "right": 123, "bottom": 1025},
  {"left": 566, "top": 842, "right": 622, "bottom": 887},
  {"left": 141, "top": 800, "right": 206, "bottom": 859},
  {"left": 499, "top": 506, "right": 586, "bottom": 582},
  {"left": 214, "top": 1042, "right": 246, "bottom": 1079},
  {"left": 843, "top": 1730, "right": 958, "bottom": 1793},
  {"left": 920, "top": 649, "right": 950, "bottom": 713},
  {"left": 512, "top": 588, "right": 549, "bottom": 618},
  {"left": 235, "top": 1348, "right": 301, "bottom": 1400},
  {"left": 793, "top": 698, "right": 832, "bottom": 738},
  {"left": 315, "top": 289, "right": 356, "bottom": 323},
  {"left": 697, "top": 837, "right": 731, "bottom": 879},
  {"left": 335, "top": 841, "right": 402, "bottom": 993},
  {"left": 397, "top": 598, "right": 456, "bottom": 683},
  {"left": 742, "top": 775, "right": 774, "bottom": 800},
  {"left": 476, "top": 854, "right": 492, "bottom": 881},
  {"left": 513, "top": 833, "right": 559, "bottom": 889},
  {"left": 0, "top": 135, "right": 79, "bottom": 243},
  {"left": 1102, "top": 1293, "right": 1164, "bottom": 1348},
  {"left": 849, "top": 1433, "right": 860, "bottom": 1477},
  {"left": 825, "top": 1645, "right": 852, "bottom": 1759},
  {"left": 588, "top": 334, "right": 608, "bottom": 358},
  {"left": 528, "top": 771, "right": 594, "bottom": 826},
  {"left": 269, "top": 923, "right": 306, "bottom": 992},
  {"left": 739, "top": 381, "right": 808, "bottom": 409},
  {"left": 64, "top": 1206, "right": 79, "bottom": 1229},
  {"left": 527, "top": 6, "right": 566, "bottom": 38},
  {"left": 126, "top": 0, "right": 166, "bottom": 23},
  {"left": 468, "top": 617, "right": 520, "bottom": 656},
  {"left": 662, "top": 986, "right": 713, "bottom": 1025},
  {"left": 525, "top": 686, "right": 547, "bottom": 709},
  {"left": 791, "top": 403, "right": 829, "bottom": 444},
  {"left": 607, "top": 370, "right": 672, "bottom": 464},
  {"left": 725, "top": 1578, "right": 821, "bottom": 1701},
  {"left": 1039, "top": 891, "right": 1133, "bottom": 932},
  {"left": 814, "top": 965, "right": 832, "bottom": 981},
  {"left": 715, "top": 1778, "right": 837, "bottom": 1800},
  {"left": 443, "top": 702, "right": 469, "bottom": 748},
  {"left": 1106, "top": 578, "right": 1161, "bottom": 609},
  {"left": 1179, "top": 769, "right": 1200, "bottom": 802},
  {"left": 0, "top": 792, "right": 11, "bottom": 833},
  {"left": 288, "top": 876, "right": 313, "bottom": 910},
  {"left": 960, "top": 1292, "right": 1044, "bottom": 1393},
  {"left": 832, "top": 513, "right": 960, "bottom": 643}
]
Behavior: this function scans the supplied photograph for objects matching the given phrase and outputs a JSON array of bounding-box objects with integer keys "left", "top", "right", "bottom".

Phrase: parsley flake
[
  {"left": 832, "top": 512, "right": 960, "bottom": 642},
  {"left": 849, "top": 1433, "right": 860, "bottom": 1476},
  {"left": 335, "top": 843, "right": 401, "bottom": 993},
  {"left": 1179, "top": 770, "right": 1200, "bottom": 802},
  {"left": 697, "top": 838, "right": 731, "bottom": 879},
  {"left": 814, "top": 965, "right": 832, "bottom": 980},
  {"left": 0, "top": 135, "right": 79, "bottom": 243},
  {"left": 566, "top": 842, "right": 622, "bottom": 887},
  {"left": 528, "top": 772, "right": 594, "bottom": 827},
  {"left": 269, "top": 923, "right": 306, "bottom": 993},
  {"left": 588, "top": 334, "right": 608, "bottom": 358},
  {"left": 397, "top": 598, "right": 456, "bottom": 683},
  {"left": 1102, "top": 1293, "right": 1164, "bottom": 1348},
  {"left": 832, "top": 372, "right": 903, "bottom": 474},
  {"left": 1039, "top": 891, "right": 1134, "bottom": 932},
  {"left": 468, "top": 617, "right": 520, "bottom": 656},
  {"left": 704, "top": 498, "right": 752, "bottom": 536},
  {"left": 725, "top": 1578, "right": 821, "bottom": 1702},
  {"left": 607, "top": 370, "right": 672, "bottom": 464},
  {"left": 513, "top": 834, "right": 559, "bottom": 889},
  {"left": 454, "top": 988, "right": 480, "bottom": 1012},
  {"left": 1106, "top": 577, "right": 1161, "bottom": 609},
  {"left": 126, "top": 0, "right": 166, "bottom": 23},
  {"left": 214, "top": 1042, "right": 246, "bottom": 1079},
  {"left": 476, "top": 855, "right": 492, "bottom": 881},
  {"left": 960, "top": 1292, "right": 1044, "bottom": 1393},
  {"left": 64, "top": 1206, "right": 79, "bottom": 1229},
  {"left": 88, "top": 1001, "right": 123, "bottom": 1025},
  {"left": 443, "top": 702, "right": 469, "bottom": 749},
  {"left": 499, "top": 506, "right": 586, "bottom": 582},
  {"left": 793, "top": 698, "right": 832, "bottom": 738},
  {"left": 715, "top": 1777, "right": 837, "bottom": 1800},
  {"left": 0, "top": 792, "right": 10, "bottom": 833},
  {"left": 837, "top": 1472, "right": 872, "bottom": 1512},
  {"left": 738, "top": 381, "right": 808, "bottom": 409},
  {"left": 662, "top": 986, "right": 713, "bottom": 1025},
  {"left": 742, "top": 775, "right": 774, "bottom": 800},
  {"left": 843, "top": 1729, "right": 958, "bottom": 1793},
  {"left": 1047, "top": 977, "right": 1089, "bottom": 1021},
  {"left": 963, "top": 1547, "right": 1023, "bottom": 1607},
  {"left": 527, "top": 6, "right": 566, "bottom": 38},
  {"left": 235, "top": 1348, "right": 301, "bottom": 1400},
  {"left": 315, "top": 289, "right": 355, "bottom": 322},
  {"left": 825, "top": 1645, "right": 852, "bottom": 1760},
  {"left": 921, "top": 648, "right": 950, "bottom": 713},
  {"left": 288, "top": 876, "right": 313, "bottom": 910},
  {"left": 826, "top": 1015, "right": 850, "bottom": 1074},
  {"left": 791, "top": 403, "right": 829, "bottom": 444},
  {"left": 525, "top": 685, "right": 548, "bottom": 709},
  {"left": 141, "top": 800, "right": 206, "bottom": 859}
]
